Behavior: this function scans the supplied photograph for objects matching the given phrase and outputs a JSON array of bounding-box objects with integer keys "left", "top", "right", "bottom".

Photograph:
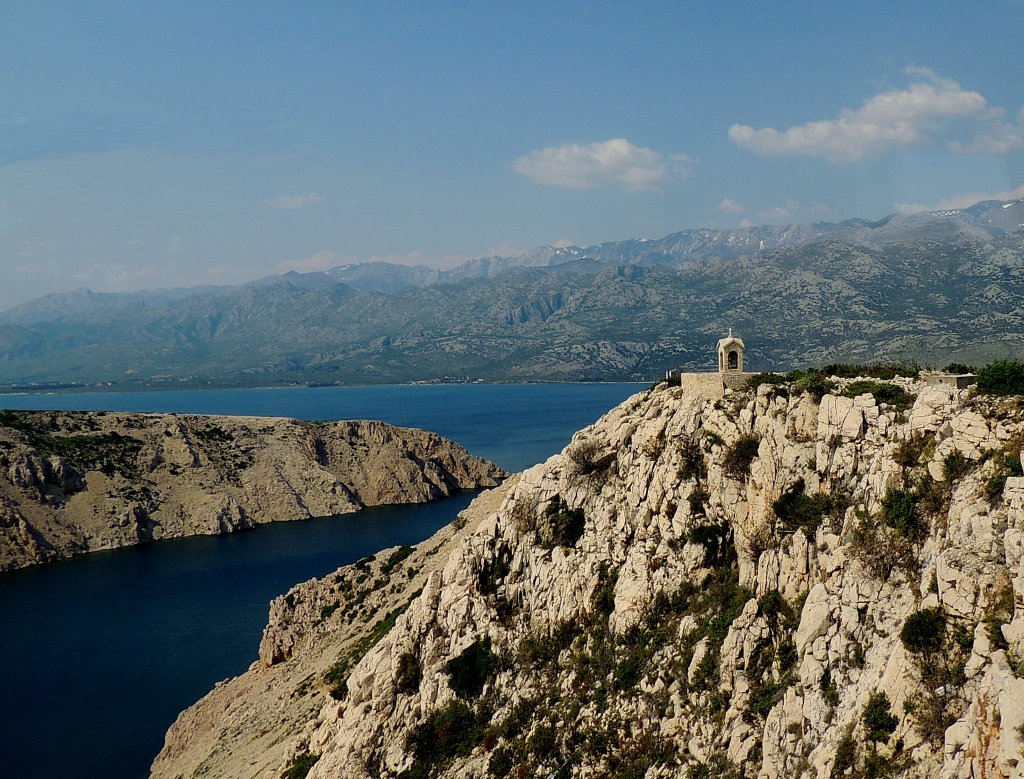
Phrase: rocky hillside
[
  {"left": 152, "top": 372, "right": 1024, "bottom": 779},
  {"left": 0, "top": 410, "right": 503, "bottom": 572}
]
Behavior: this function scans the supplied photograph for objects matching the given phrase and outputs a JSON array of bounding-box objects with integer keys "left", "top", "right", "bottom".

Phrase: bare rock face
[
  {"left": 0, "top": 412, "right": 504, "bottom": 571},
  {"left": 152, "top": 379, "right": 1024, "bottom": 779}
]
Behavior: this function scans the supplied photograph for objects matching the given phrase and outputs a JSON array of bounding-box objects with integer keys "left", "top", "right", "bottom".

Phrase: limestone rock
[
  {"left": 0, "top": 412, "right": 504, "bottom": 571},
  {"left": 150, "top": 378, "right": 1024, "bottom": 779}
]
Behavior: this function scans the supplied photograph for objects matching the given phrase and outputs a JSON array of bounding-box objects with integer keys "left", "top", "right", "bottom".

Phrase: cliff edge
[
  {"left": 153, "top": 375, "right": 1024, "bottom": 779},
  {"left": 0, "top": 411, "right": 504, "bottom": 572}
]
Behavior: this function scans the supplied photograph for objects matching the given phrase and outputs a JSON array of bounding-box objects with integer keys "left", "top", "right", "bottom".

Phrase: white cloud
[
  {"left": 729, "top": 68, "right": 989, "bottom": 162},
  {"left": 264, "top": 192, "right": 327, "bottom": 209},
  {"left": 512, "top": 138, "right": 691, "bottom": 191},
  {"left": 948, "top": 106, "right": 1024, "bottom": 154},
  {"left": 717, "top": 197, "right": 745, "bottom": 214},
  {"left": 893, "top": 183, "right": 1024, "bottom": 214},
  {"left": 757, "top": 200, "right": 800, "bottom": 221},
  {"left": 278, "top": 250, "right": 355, "bottom": 273}
]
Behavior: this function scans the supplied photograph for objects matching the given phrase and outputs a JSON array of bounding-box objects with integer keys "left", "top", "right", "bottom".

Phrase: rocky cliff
[
  {"left": 0, "top": 410, "right": 504, "bottom": 572},
  {"left": 153, "top": 375, "right": 1024, "bottom": 779}
]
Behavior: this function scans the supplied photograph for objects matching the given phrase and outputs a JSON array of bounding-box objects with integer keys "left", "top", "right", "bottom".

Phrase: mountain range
[{"left": 1, "top": 198, "right": 1022, "bottom": 388}]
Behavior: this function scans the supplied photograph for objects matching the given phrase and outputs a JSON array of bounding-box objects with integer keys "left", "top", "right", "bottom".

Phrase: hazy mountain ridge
[{"left": 1, "top": 201, "right": 1022, "bottom": 387}]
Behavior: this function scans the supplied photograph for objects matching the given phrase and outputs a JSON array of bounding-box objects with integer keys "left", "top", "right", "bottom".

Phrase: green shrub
[
  {"left": 488, "top": 746, "right": 513, "bottom": 777},
  {"left": 823, "top": 363, "right": 920, "bottom": 380},
  {"left": 445, "top": 638, "right": 499, "bottom": 698},
  {"left": 788, "top": 370, "right": 835, "bottom": 400},
  {"left": 478, "top": 544, "right": 513, "bottom": 595},
  {"left": 688, "top": 522, "right": 732, "bottom": 567},
  {"left": 893, "top": 432, "right": 930, "bottom": 468},
  {"left": 677, "top": 438, "right": 707, "bottom": 481},
  {"left": 943, "top": 362, "right": 976, "bottom": 374},
  {"left": 900, "top": 608, "right": 945, "bottom": 654},
  {"left": 746, "top": 372, "right": 785, "bottom": 391},
  {"left": 942, "top": 450, "right": 974, "bottom": 482},
  {"left": 543, "top": 501, "right": 586, "bottom": 549},
  {"left": 405, "top": 700, "right": 484, "bottom": 769},
  {"left": 591, "top": 563, "right": 618, "bottom": 617},
  {"left": 517, "top": 622, "right": 575, "bottom": 667},
  {"left": 984, "top": 452, "right": 1024, "bottom": 503},
  {"left": 882, "top": 488, "right": 924, "bottom": 540},
  {"left": 382, "top": 545, "right": 415, "bottom": 574},
  {"left": 830, "top": 733, "right": 857, "bottom": 778},
  {"left": 862, "top": 691, "right": 899, "bottom": 744},
  {"left": 687, "top": 486, "right": 710, "bottom": 517},
  {"left": 396, "top": 650, "right": 422, "bottom": 695},
  {"left": 977, "top": 360, "right": 1024, "bottom": 395},
  {"left": 282, "top": 751, "right": 320, "bottom": 779},
  {"left": 847, "top": 510, "right": 918, "bottom": 581},
  {"left": 773, "top": 479, "right": 848, "bottom": 533},
  {"left": 723, "top": 434, "right": 760, "bottom": 479},
  {"left": 843, "top": 380, "right": 914, "bottom": 411},
  {"left": 525, "top": 722, "right": 556, "bottom": 757},
  {"left": 319, "top": 601, "right": 340, "bottom": 621}
]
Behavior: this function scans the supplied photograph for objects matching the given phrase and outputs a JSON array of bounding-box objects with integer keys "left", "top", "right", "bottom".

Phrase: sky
[{"left": 1, "top": 0, "right": 1023, "bottom": 310}]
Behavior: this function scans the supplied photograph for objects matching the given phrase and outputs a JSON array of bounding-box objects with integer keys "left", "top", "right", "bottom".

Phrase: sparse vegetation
[
  {"left": 688, "top": 522, "right": 732, "bottom": 567},
  {"left": 822, "top": 363, "right": 920, "bottom": 380},
  {"left": 382, "top": 545, "right": 416, "bottom": 574},
  {"left": 723, "top": 434, "right": 760, "bottom": 479},
  {"left": 843, "top": 380, "right": 915, "bottom": 411},
  {"left": 677, "top": 437, "right": 707, "bottom": 482},
  {"left": 772, "top": 479, "right": 848, "bottom": 533},
  {"left": 323, "top": 601, "right": 413, "bottom": 700},
  {"left": 402, "top": 700, "right": 485, "bottom": 778},
  {"left": 477, "top": 544, "right": 513, "bottom": 595},
  {"left": 282, "top": 751, "right": 319, "bottom": 779},
  {"left": 984, "top": 446, "right": 1024, "bottom": 504},
  {"left": 900, "top": 608, "right": 945, "bottom": 654},
  {"left": 567, "top": 438, "right": 613, "bottom": 481},
  {"left": 898, "top": 606, "right": 969, "bottom": 744},
  {"left": 893, "top": 432, "right": 931, "bottom": 468},
  {"left": 445, "top": 638, "right": 499, "bottom": 699},
  {"left": 746, "top": 372, "right": 785, "bottom": 392},
  {"left": 977, "top": 360, "right": 1024, "bottom": 396},
  {"left": 392, "top": 650, "right": 422, "bottom": 696},
  {"left": 862, "top": 691, "right": 899, "bottom": 745},
  {"left": 687, "top": 486, "right": 710, "bottom": 517}
]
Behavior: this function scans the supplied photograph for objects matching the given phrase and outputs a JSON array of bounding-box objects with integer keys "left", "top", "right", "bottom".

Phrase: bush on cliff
[
  {"left": 772, "top": 479, "right": 849, "bottom": 533},
  {"left": 843, "top": 380, "right": 914, "bottom": 411},
  {"left": 282, "top": 752, "right": 319, "bottom": 779},
  {"left": 445, "top": 637, "right": 499, "bottom": 699},
  {"left": 900, "top": 608, "right": 945, "bottom": 654},
  {"left": 723, "top": 435, "right": 760, "bottom": 479},
  {"left": 862, "top": 691, "right": 899, "bottom": 745}
]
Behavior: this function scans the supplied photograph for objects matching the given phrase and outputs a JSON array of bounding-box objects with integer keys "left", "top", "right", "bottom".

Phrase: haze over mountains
[{"left": 2, "top": 199, "right": 1023, "bottom": 389}]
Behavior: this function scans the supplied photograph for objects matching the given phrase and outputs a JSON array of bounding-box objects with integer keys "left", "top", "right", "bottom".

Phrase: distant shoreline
[{"left": 0, "top": 378, "right": 649, "bottom": 399}]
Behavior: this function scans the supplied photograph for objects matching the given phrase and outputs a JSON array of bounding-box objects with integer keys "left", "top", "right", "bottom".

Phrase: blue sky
[{"left": 1, "top": 0, "right": 1022, "bottom": 309}]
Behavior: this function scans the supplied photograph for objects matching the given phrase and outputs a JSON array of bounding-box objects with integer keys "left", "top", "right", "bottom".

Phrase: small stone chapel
[{"left": 717, "top": 328, "right": 745, "bottom": 374}]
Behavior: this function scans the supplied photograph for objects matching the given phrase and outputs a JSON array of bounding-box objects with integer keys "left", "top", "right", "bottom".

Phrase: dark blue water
[{"left": 0, "top": 383, "right": 639, "bottom": 779}]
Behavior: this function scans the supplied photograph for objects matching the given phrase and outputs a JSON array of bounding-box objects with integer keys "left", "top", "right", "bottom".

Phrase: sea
[{"left": 0, "top": 383, "right": 641, "bottom": 779}]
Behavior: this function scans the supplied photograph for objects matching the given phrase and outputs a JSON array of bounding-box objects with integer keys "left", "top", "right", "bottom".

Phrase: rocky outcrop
[
  {"left": 152, "top": 376, "right": 1024, "bottom": 779},
  {"left": 0, "top": 411, "right": 504, "bottom": 571}
]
